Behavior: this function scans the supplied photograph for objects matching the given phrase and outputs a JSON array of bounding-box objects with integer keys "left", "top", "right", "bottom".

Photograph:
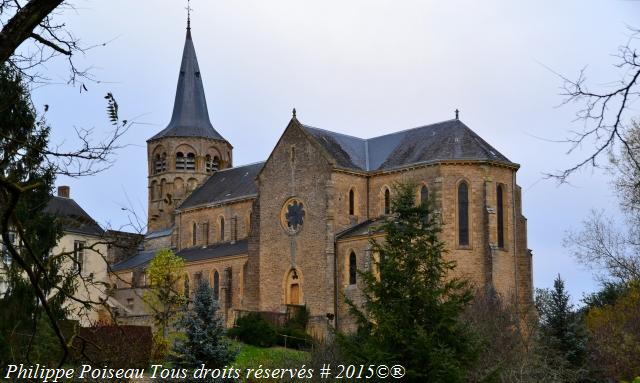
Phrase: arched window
[
  {"left": 160, "top": 153, "right": 167, "bottom": 172},
  {"left": 176, "top": 152, "right": 186, "bottom": 170},
  {"left": 205, "top": 155, "right": 219, "bottom": 173},
  {"left": 213, "top": 270, "right": 220, "bottom": 300},
  {"left": 154, "top": 154, "right": 162, "bottom": 174},
  {"left": 219, "top": 217, "right": 225, "bottom": 242},
  {"left": 384, "top": 188, "right": 391, "bottom": 215},
  {"left": 420, "top": 185, "right": 429, "bottom": 206},
  {"left": 497, "top": 184, "right": 505, "bottom": 248},
  {"left": 205, "top": 155, "right": 212, "bottom": 173},
  {"left": 349, "top": 189, "right": 355, "bottom": 215},
  {"left": 202, "top": 222, "right": 209, "bottom": 246},
  {"left": 186, "top": 153, "right": 196, "bottom": 170},
  {"left": 349, "top": 252, "right": 357, "bottom": 285},
  {"left": 192, "top": 222, "right": 197, "bottom": 246},
  {"left": 184, "top": 275, "right": 190, "bottom": 299},
  {"left": 458, "top": 182, "right": 469, "bottom": 246}
]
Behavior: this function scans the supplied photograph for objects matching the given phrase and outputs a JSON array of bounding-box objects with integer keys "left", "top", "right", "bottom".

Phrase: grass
[{"left": 233, "top": 341, "right": 310, "bottom": 371}]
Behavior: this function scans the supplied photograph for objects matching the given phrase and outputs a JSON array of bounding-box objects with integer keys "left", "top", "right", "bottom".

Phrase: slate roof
[
  {"left": 44, "top": 196, "right": 104, "bottom": 236},
  {"left": 336, "top": 218, "right": 385, "bottom": 240},
  {"left": 301, "top": 119, "right": 515, "bottom": 172},
  {"left": 179, "top": 162, "right": 264, "bottom": 210},
  {"left": 110, "top": 240, "right": 248, "bottom": 272},
  {"left": 110, "top": 249, "right": 155, "bottom": 272},
  {"left": 148, "top": 27, "right": 226, "bottom": 142}
]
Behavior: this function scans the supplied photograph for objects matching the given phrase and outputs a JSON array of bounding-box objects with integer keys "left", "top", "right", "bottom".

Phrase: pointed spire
[{"left": 149, "top": 15, "right": 226, "bottom": 142}]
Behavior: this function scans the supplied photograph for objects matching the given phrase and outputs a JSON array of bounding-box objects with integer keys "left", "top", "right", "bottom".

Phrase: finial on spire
[
  {"left": 292, "top": 108, "right": 297, "bottom": 118},
  {"left": 186, "top": 0, "right": 192, "bottom": 31},
  {"left": 455, "top": 108, "right": 459, "bottom": 120}
]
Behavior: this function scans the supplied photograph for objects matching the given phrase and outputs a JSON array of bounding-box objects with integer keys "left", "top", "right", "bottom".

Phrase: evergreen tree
[
  {"left": 339, "top": 182, "right": 478, "bottom": 383},
  {"left": 0, "top": 64, "right": 68, "bottom": 365},
  {"left": 171, "top": 280, "right": 237, "bottom": 371},
  {"left": 535, "top": 275, "right": 587, "bottom": 369}
]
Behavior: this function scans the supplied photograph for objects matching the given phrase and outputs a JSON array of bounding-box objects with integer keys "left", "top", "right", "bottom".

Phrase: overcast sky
[{"left": 27, "top": 0, "right": 640, "bottom": 302}]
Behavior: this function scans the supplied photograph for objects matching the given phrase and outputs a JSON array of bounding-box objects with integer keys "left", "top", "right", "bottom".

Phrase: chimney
[{"left": 58, "top": 186, "right": 70, "bottom": 198}]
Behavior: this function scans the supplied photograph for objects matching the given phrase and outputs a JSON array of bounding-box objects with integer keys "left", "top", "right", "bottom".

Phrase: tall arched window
[
  {"left": 192, "top": 222, "right": 197, "bottom": 246},
  {"left": 349, "top": 252, "right": 357, "bottom": 285},
  {"left": 213, "top": 270, "right": 220, "bottom": 300},
  {"left": 160, "top": 153, "right": 167, "bottom": 172},
  {"left": 384, "top": 188, "right": 391, "bottom": 215},
  {"left": 420, "top": 185, "right": 429, "bottom": 206},
  {"left": 219, "top": 217, "right": 225, "bottom": 242},
  {"left": 154, "top": 154, "right": 162, "bottom": 174},
  {"left": 202, "top": 222, "right": 209, "bottom": 246},
  {"left": 458, "top": 182, "right": 469, "bottom": 246},
  {"left": 186, "top": 153, "right": 196, "bottom": 170},
  {"left": 497, "top": 184, "right": 505, "bottom": 248},
  {"left": 349, "top": 189, "right": 355, "bottom": 215},
  {"left": 176, "top": 152, "right": 186, "bottom": 170},
  {"left": 205, "top": 155, "right": 213, "bottom": 173}
]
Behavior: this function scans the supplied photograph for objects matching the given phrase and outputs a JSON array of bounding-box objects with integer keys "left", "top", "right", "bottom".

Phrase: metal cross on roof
[{"left": 186, "top": 0, "right": 192, "bottom": 30}]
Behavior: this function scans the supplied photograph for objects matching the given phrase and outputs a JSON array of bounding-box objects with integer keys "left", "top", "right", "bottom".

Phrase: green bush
[{"left": 228, "top": 313, "right": 277, "bottom": 347}]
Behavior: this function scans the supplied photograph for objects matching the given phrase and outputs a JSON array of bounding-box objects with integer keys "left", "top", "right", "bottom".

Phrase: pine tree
[
  {"left": 339, "top": 182, "right": 479, "bottom": 383},
  {"left": 535, "top": 275, "right": 587, "bottom": 369},
  {"left": 171, "top": 280, "right": 237, "bottom": 371},
  {"left": 0, "top": 64, "right": 67, "bottom": 365}
]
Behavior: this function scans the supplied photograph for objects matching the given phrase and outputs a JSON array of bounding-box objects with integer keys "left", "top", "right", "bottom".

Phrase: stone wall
[
  {"left": 257, "top": 121, "right": 335, "bottom": 334},
  {"left": 175, "top": 199, "right": 254, "bottom": 250}
]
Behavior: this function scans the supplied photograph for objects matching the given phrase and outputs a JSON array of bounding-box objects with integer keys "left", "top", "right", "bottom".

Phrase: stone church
[{"left": 110, "top": 22, "right": 533, "bottom": 336}]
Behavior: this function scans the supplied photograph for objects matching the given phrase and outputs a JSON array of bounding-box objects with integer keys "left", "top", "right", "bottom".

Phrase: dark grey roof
[
  {"left": 110, "top": 240, "right": 248, "bottom": 272},
  {"left": 178, "top": 239, "right": 248, "bottom": 263},
  {"left": 111, "top": 249, "right": 156, "bottom": 272},
  {"left": 179, "top": 162, "right": 264, "bottom": 210},
  {"left": 44, "top": 196, "right": 104, "bottom": 236},
  {"left": 146, "top": 226, "right": 174, "bottom": 239},
  {"left": 302, "top": 119, "right": 515, "bottom": 171},
  {"left": 148, "top": 28, "right": 225, "bottom": 142},
  {"left": 336, "top": 218, "right": 385, "bottom": 240}
]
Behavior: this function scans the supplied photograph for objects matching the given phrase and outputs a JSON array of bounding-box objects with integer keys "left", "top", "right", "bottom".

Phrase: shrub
[
  {"left": 73, "top": 324, "right": 152, "bottom": 368},
  {"left": 228, "top": 312, "right": 277, "bottom": 347}
]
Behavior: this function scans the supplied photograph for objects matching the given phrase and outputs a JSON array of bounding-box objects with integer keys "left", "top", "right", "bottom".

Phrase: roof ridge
[
  {"left": 365, "top": 119, "right": 460, "bottom": 141},
  {"left": 301, "top": 124, "right": 366, "bottom": 141},
  {"left": 214, "top": 161, "right": 265, "bottom": 174}
]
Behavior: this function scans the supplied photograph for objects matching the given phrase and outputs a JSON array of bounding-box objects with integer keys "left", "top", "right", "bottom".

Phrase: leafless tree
[
  {"left": 0, "top": 0, "right": 103, "bottom": 84},
  {"left": 552, "top": 28, "right": 640, "bottom": 183},
  {"left": 564, "top": 210, "right": 640, "bottom": 284}
]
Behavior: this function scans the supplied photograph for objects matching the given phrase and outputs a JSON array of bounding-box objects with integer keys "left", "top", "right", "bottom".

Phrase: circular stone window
[{"left": 281, "top": 198, "right": 306, "bottom": 235}]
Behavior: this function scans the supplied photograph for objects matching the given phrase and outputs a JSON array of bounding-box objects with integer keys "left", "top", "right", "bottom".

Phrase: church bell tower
[{"left": 146, "top": 19, "right": 232, "bottom": 233}]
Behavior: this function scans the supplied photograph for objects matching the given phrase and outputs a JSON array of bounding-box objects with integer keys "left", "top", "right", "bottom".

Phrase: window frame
[{"left": 457, "top": 181, "right": 470, "bottom": 248}]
